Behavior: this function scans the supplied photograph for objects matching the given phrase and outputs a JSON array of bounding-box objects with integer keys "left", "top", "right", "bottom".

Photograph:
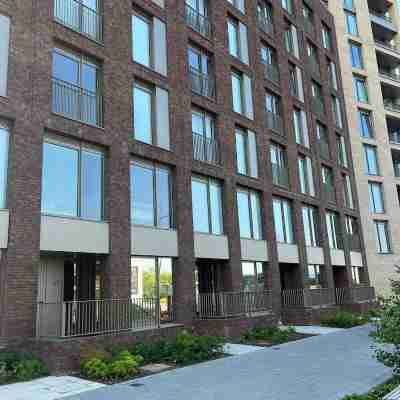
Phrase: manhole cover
[{"left": 130, "top": 383, "right": 145, "bottom": 387}]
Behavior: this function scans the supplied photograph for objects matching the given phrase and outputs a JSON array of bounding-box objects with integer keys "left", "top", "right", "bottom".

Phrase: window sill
[
  {"left": 51, "top": 112, "right": 105, "bottom": 131},
  {"left": 132, "top": 224, "right": 175, "bottom": 231},
  {"left": 41, "top": 213, "right": 107, "bottom": 224}
]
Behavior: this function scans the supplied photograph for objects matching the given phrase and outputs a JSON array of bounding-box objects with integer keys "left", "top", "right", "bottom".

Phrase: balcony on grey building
[
  {"left": 368, "top": 0, "right": 397, "bottom": 42},
  {"left": 185, "top": 3, "right": 211, "bottom": 39},
  {"left": 266, "top": 111, "right": 284, "bottom": 136},
  {"left": 388, "top": 115, "right": 400, "bottom": 144},
  {"left": 382, "top": 81, "right": 400, "bottom": 114},
  {"left": 311, "top": 96, "right": 325, "bottom": 119},
  {"left": 375, "top": 39, "right": 400, "bottom": 56},
  {"left": 54, "top": 0, "right": 103, "bottom": 42},
  {"left": 192, "top": 132, "right": 220, "bottom": 165},
  {"left": 271, "top": 163, "right": 290, "bottom": 188},
  {"left": 392, "top": 148, "right": 400, "bottom": 177},
  {"left": 377, "top": 49, "right": 400, "bottom": 85},
  {"left": 189, "top": 67, "right": 215, "bottom": 99},
  {"left": 262, "top": 61, "right": 280, "bottom": 85}
]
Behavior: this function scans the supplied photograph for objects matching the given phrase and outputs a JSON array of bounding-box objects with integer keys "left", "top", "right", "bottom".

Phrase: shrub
[
  {"left": 130, "top": 341, "right": 175, "bottom": 364},
  {"left": 342, "top": 375, "right": 400, "bottom": 400},
  {"left": 241, "top": 326, "right": 296, "bottom": 345},
  {"left": 320, "top": 311, "right": 367, "bottom": 328},
  {"left": 81, "top": 358, "right": 109, "bottom": 381},
  {"left": 0, "top": 352, "right": 48, "bottom": 384}
]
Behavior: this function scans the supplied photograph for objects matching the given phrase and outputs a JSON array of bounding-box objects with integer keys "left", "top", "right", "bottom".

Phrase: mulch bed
[{"left": 234, "top": 332, "right": 315, "bottom": 347}]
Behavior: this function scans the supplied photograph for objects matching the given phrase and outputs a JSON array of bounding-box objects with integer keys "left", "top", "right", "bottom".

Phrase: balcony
[
  {"left": 336, "top": 286, "right": 375, "bottom": 305},
  {"left": 392, "top": 148, "right": 400, "bottom": 177},
  {"left": 369, "top": 9, "right": 397, "bottom": 32},
  {"left": 257, "top": 14, "right": 274, "bottom": 37},
  {"left": 384, "top": 99, "right": 400, "bottom": 114},
  {"left": 282, "top": 288, "right": 335, "bottom": 308},
  {"left": 262, "top": 62, "right": 280, "bottom": 85},
  {"left": 192, "top": 133, "right": 220, "bottom": 165},
  {"left": 266, "top": 111, "right": 284, "bottom": 135},
  {"left": 375, "top": 40, "right": 400, "bottom": 56},
  {"left": 189, "top": 67, "right": 215, "bottom": 99},
  {"left": 54, "top": 0, "right": 103, "bottom": 42},
  {"left": 196, "top": 290, "right": 273, "bottom": 319},
  {"left": 37, "top": 297, "right": 174, "bottom": 338},
  {"left": 52, "top": 78, "right": 103, "bottom": 127},
  {"left": 271, "top": 163, "right": 289, "bottom": 188},
  {"left": 379, "top": 69, "right": 400, "bottom": 84},
  {"left": 311, "top": 97, "right": 325, "bottom": 119},
  {"left": 185, "top": 4, "right": 211, "bottom": 38},
  {"left": 388, "top": 114, "right": 400, "bottom": 144}
]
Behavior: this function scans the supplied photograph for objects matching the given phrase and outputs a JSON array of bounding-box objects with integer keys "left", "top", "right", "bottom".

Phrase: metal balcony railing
[
  {"left": 389, "top": 131, "right": 400, "bottom": 144},
  {"left": 335, "top": 287, "right": 375, "bottom": 305},
  {"left": 257, "top": 14, "right": 274, "bottom": 36},
  {"left": 54, "top": 0, "right": 103, "bottom": 42},
  {"left": 271, "top": 163, "right": 289, "bottom": 188},
  {"left": 311, "top": 97, "right": 325, "bottom": 118},
  {"left": 266, "top": 111, "right": 284, "bottom": 135},
  {"left": 192, "top": 133, "right": 220, "bottom": 165},
  {"left": 323, "top": 183, "right": 336, "bottom": 203},
  {"left": 379, "top": 69, "right": 400, "bottom": 83},
  {"left": 52, "top": 78, "right": 103, "bottom": 127},
  {"left": 196, "top": 290, "right": 273, "bottom": 319},
  {"left": 189, "top": 67, "right": 215, "bottom": 99},
  {"left": 262, "top": 62, "right": 280, "bottom": 85},
  {"left": 384, "top": 99, "right": 400, "bottom": 113},
  {"left": 375, "top": 40, "right": 400, "bottom": 54},
  {"left": 282, "top": 288, "right": 335, "bottom": 308},
  {"left": 369, "top": 9, "right": 393, "bottom": 24},
  {"left": 185, "top": 4, "right": 211, "bottom": 38}
]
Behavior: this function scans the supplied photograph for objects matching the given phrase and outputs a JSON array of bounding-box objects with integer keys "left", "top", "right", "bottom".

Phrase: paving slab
[
  {"left": 140, "top": 363, "right": 174, "bottom": 374},
  {"left": 0, "top": 376, "right": 105, "bottom": 400},
  {"left": 288, "top": 325, "right": 345, "bottom": 335},
  {"left": 223, "top": 343, "right": 264, "bottom": 355},
  {"left": 64, "top": 325, "right": 392, "bottom": 400}
]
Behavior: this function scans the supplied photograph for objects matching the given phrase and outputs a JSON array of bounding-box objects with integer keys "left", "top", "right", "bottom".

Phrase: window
[
  {"left": 235, "top": 128, "right": 258, "bottom": 178},
  {"left": 261, "top": 44, "right": 279, "bottom": 83},
  {"left": 368, "top": 182, "right": 384, "bottom": 213},
  {"left": 322, "top": 166, "right": 336, "bottom": 203},
  {"left": 349, "top": 41, "right": 363, "bottom": 69},
  {"left": 227, "top": 0, "right": 245, "bottom": 12},
  {"left": 337, "top": 135, "right": 348, "bottom": 168},
  {"left": 322, "top": 24, "right": 332, "bottom": 50},
  {"left": 302, "top": 205, "right": 320, "bottom": 247},
  {"left": 307, "top": 42, "right": 320, "bottom": 76},
  {"left": 41, "top": 138, "right": 103, "bottom": 220},
  {"left": 302, "top": 2, "right": 314, "bottom": 27},
  {"left": 0, "top": 123, "right": 9, "bottom": 208},
  {"left": 270, "top": 143, "right": 289, "bottom": 187},
  {"left": 353, "top": 76, "right": 368, "bottom": 103},
  {"left": 308, "top": 265, "right": 323, "bottom": 289},
  {"left": 375, "top": 221, "right": 391, "bottom": 254},
  {"left": 328, "top": 61, "right": 338, "bottom": 91},
  {"left": 352, "top": 266, "right": 364, "bottom": 285},
  {"left": 345, "top": 11, "right": 358, "bottom": 36},
  {"left": 0, "top": 14, "right": 10, "bottom": 97},
  {"left": 281, "top": 0, "right": 293, "bottom": 14},
  {"left": 257, "top": 1, "right": 274, "bottom": 35},
  {"left": 364, "top": 145, "right": 379, "bottom": 175},
  {"left": 343, "top": 0, "right": 354, "bottom": 11},
  {"left": 358, "top": 109, "right": 373, "bottom": 138},
  {"left": 227, "top": 18, "right": 239, "bottom": 58},
  {"left": 298, "top": 155, "right": 315, "bottom": 196},
  {"left": 192, "top": 176, "right": 223, "bottom": 235},
  {"left": 345, "top": 215, "right": 360, "bottom": 251},
  {"left": 131, "top": 257, "right": 173, "bottom": 322},
  {"left": 242, "top": 262, "right": 264, "bottom": 292},
  {"left": 343, "top": 174, "right": 354, "bottom": 209},
  {"left": 237, "top": 189, "right": 262, "bottom": 239},
  {"left": 192, "top": 108, "right": 218, "bottom": 164},
  {"left": 185, "top": 0, "right": 210, "bottom": 37},
  {"left": 332, "top": 97, "right": 343, "bottom": 129},
  {"left": 317, "top": 123, "right": 330, "bottom": 160},
  {"left": 273, "top": 197, "right": 294, "bottom": 244},
  {"left": 289, "top": 63, "right": 303, "bottom": 100},
  {"left": 326, "top": 211, "right": 343, "bottom": 249},
  {"left": 232, "top": 71, "right": 253, "bottom": 119},
  {"left": 284, "top": 23, "right": 299, "bottom": 58},
  {"left": 188, "top": 46, "right": 214, "bottom": 98},
  {"left": 311, "top": 81, "right": 325, "bottom": 116},
  {"left": 132, "top": 14, "right": 151, "bottom": 68},
  {"left": 52, "top": 48, "right": 102, "bottom": 126},
  {"left": 293, "top": 108, "right": 309, "bottom": 147},
  {"left": 131, "top": 160, "right": 172, "bottom": 229}
]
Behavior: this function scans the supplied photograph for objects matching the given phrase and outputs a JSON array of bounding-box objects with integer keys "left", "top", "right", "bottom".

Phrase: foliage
[
  {"left": 0, "top": 352, "right": 48, "bottom": 385},
  {"left": 241, "top": 326, "right": 296, "bottom": 345},
  {"left": 130, "top": 340, "right": 176, "bottom": 364},
  {"left": 342, "top": 375, "right": 400, "bottom": 400},
  {"left": 81, "top": 350, "right": 143, "bottom": 382},
  {"left": 320, "top": 311, "right": 368, "bottom": 329},
  {"left": 372, "top": 267, "right": 400, "bottom": 374}
]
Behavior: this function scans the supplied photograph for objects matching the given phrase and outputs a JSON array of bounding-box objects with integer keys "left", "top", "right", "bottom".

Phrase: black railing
[
  {"left": 54, "top": 0, "right": 103, "bottom": 42},
  {"left": 185, "top": 4, "right": 211, "bottom": 38},
  {"left": 384, "top": 99, "right": 400, "bottom": 113},
  {"left": 189, "top": 67, "right": 215, "bottom": 99},
  {"left": 52, "top": 78, "right": 103, "bottom": 127},
  {"left": 192, "top": 133, "right": 220, "bottom": 165}
]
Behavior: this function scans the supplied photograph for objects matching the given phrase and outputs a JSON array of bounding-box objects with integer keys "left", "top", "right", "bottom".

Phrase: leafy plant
[
  {"left": 241, "top": 326, "right": 296, "bottom": 345},
  {"left": 129, "top": 340, "right": 175, "bottom": 364},
  {"left": 342, "top": 375, "right": 400, "bottom": 400},
  {"left": 320, "top": 311, "right": 367, "bottom": 328},
  {"left": 81, "top": 358, "right": 109, "bottom": 381}
]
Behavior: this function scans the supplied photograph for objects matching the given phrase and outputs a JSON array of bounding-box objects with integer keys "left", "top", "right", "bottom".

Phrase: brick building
[{"left": 0, "top": 0, "right": 374, "bottom": 340}]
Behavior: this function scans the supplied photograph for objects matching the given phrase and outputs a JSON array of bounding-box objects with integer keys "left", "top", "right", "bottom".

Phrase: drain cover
[{"left": 130, "top": 383, "right": 144, "bottom": 387}]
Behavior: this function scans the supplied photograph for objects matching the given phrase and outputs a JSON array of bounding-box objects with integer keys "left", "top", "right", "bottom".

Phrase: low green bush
[
  {"left": 0, "top": 352, "right": 48, "bottom": 385},
  {"left": 130, "top": 340, "right": 175, "bottom": 364},
  {"left": 241, "top": 326, "right": 296, "bottom": 345},
  {"left": 321, "top": 311, "right": 368, "bottom": 329},
  {"left": 342, "top": 375, "right": 400, "bottom": 400}
]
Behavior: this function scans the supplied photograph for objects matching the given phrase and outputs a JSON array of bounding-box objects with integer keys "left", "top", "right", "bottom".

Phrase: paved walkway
[
  {"left": 289, "top": 325, "right": 345, "bottom": 335},
  {"left": 65, "top": 325, "right": 392, "bottom": 400}
]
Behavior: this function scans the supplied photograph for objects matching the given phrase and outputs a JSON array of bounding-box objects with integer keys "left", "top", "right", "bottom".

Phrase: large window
[
  {"left": 192, "top": 176, "right": 223, "bottom": 234},
  {"left": 293, "top": 108, "right": 309, "bottom": 147},
  {"left": 0, "top": 123, "right": 9, "bottom": 209},
  {"left": 271, "top": 143, "right": 289, "bottom": 188},
  {"left": 235, "top": 128, "right": 258, "bottom": 178},
  {"left": 41, "top": 138, "right": 103, "bottom": 220},
  {"left": 242, "top": 262, "right": 264, "bottom": 292},
  {"left": 349, "top": 41, "right": 363, "bottom": 69},
  {"left": 353, "top": 76, "right": 368, "bottom": 103},
  {"left": 231, "top": 71, "right": 243, "bottom": 114},
  {"left": 273, "top": 197, "right": 294, "bottom": 244},
  {"left": 345, "top": 11, "right": 358, "bottom": 36},
  {"left": 343, "top": 174, "right": 354, "bottom": 209},
  {"left": 368, "top": 182, "right": 385, "bottom": 213},
  {"left": 326, "top": 211, "right": 343, "bottom": 249},
  {"left": 132, "top": 14, "right": 151, "bottom": 67},
  {"left": 322, "top": 24, "right": 332, "bottom": 50},
  {"left": 298, "top": 155, "right": 315, "bottom": 196},
  {"left": 358, "top": 109, "right": 373, "bottom": 138},
  {"left": 308, "top": 265, "right": 323, "bottom": 289},
  {"left": 237, "top": 189, "right": 262, "bottom": 240},
  {"left": 227, "top": 18, "right": 239, "bottom": 58},
  {"left": 302, "top": 205, "right": 319, "bottom": 247},
  {"left": 375, "top": 221, "right": 391, "bottom": 254},
  {"left": 133, "top": 83, "right": 153, "bottom": 144},
  {"left": 131, "top": 160, "right": 172, "bottom": 229},
  {"left": 364, "top": 145, "right": 379, "bottom": 175},
  {"left": 131, "top": 257, "right": 173, "bottom": 322},
  {"left": 192, "top": 108, "right": 218, "bottom": 164}
]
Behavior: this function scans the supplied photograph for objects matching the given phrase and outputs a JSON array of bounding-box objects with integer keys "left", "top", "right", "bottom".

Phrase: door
[{"left": 37, "top": 256, "right": 64, "bottom": 337}]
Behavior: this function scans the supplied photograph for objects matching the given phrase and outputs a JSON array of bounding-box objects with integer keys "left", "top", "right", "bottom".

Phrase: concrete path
[
  {"left": 289, "top": 325, "right": 345, "bottom": 335},
  {"left": 223, "top": 343, "right": 264, "bottom": 355},
  {"left": 65, "top": 325, "right": 392, "bottom": 400},
  {"left": 0, "top": 376, "right": 105, "bottom": 400}
]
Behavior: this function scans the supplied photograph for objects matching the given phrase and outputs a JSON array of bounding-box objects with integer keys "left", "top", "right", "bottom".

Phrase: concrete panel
[
  {"left": 350, "top": 251, "right": 363, "bottom": 267},
  {"left": 194, "top": 233, "right": 229, "bottom": 259},
  {"left": 330, "top": 249, "right": 346, "bottom": 266},
  {"left": 306, "top": 246, "right": 324, "bottom": 264},
  {"left": 131, "top": 226, "right": 178, "bottom": 257},
  {"left": 0, "top": 209, "right": 9, "bottom": 248},
  {"left": 40, "top": 215, "right": 109, "bottom": 254},
  {"left": 240, "top": 239, "right": 269, "bottom": 261},
  {"left": 277, "top": 243, "right": 299, "bottom": 264}
]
